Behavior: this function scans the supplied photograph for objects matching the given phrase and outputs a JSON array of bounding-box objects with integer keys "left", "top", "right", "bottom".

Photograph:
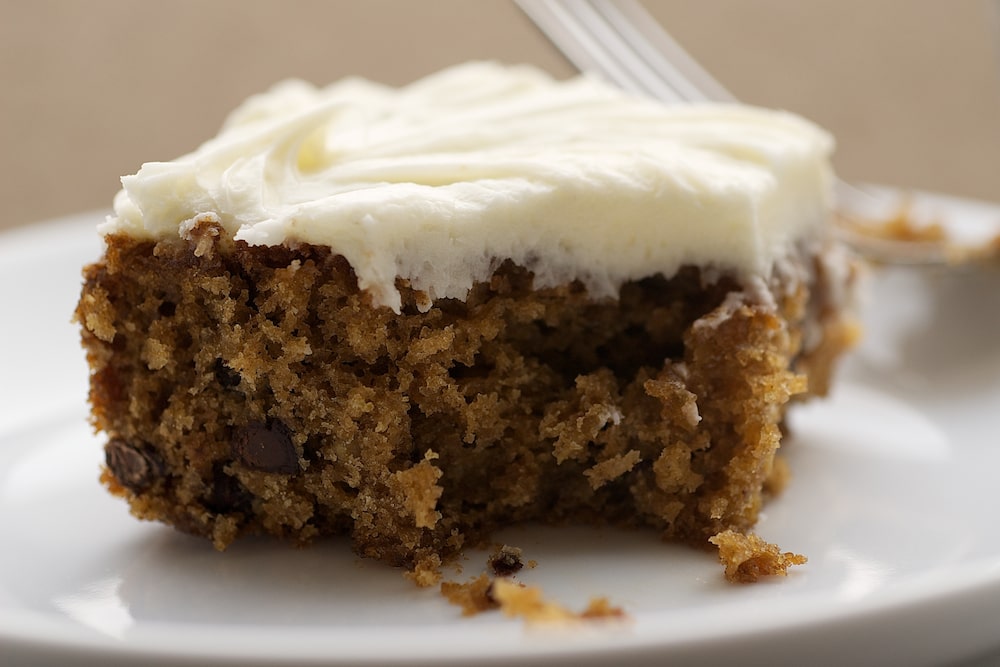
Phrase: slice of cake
[{"left": 75, "top": 62, "right": 856, "bottom": 581}]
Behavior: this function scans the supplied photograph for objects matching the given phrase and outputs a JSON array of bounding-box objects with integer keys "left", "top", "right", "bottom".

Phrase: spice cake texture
[{"left": 76, "top": 62, "right": 857, "bottom": 582}]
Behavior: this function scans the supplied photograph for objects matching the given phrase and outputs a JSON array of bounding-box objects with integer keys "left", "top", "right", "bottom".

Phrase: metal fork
[{"left": 515, "top": 0, "right": 959, "bottom": 265}]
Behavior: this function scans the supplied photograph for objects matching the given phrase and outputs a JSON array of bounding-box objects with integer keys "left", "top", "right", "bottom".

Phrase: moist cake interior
[{"left": 77, "top": 218, "right": 852, "bottom": 581}]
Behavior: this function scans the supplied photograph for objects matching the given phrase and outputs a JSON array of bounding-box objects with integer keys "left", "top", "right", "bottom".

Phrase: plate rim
[{"left": 3, "top": 203, "right": 1000, "bottom": 666}]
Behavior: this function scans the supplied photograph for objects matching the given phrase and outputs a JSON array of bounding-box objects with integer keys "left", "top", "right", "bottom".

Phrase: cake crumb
[
  {"left": 841, "top": 208, "right": 946, "bottom": 245},
  {"left": 391, "top": 450, "right": 443, "bottom": 529},
  {"left": 77, "top": 287, "right": 116, "bottom": 342},
  {"left": 579, "top": 596, "right": 628, "bottom": 620},
  {"left": 709, "top": 530, "right": 807, "bottom": 583},
  {"left": 178, "top": 213, "right": 223, "bottom": 258},
  {"left": 490, "top": 579, "right": 627, "bottom": 624},
  {"left": 839, "top": 206, "right": 1000, "bottom": 265},
  {"left": 441, "top": 573, "right": 497, "bottom": 616},
  {"left": 442, "top": 547, "right": 625, "bottom": 622},
  {"left": 488, "top": 544, "right": 525, "bottom": 577},
  {"left": 584, "top": 449, "right": 642, "bottom": 489},
  {"left": 404, "top": 554, "right": 443, "bottom": 588}
]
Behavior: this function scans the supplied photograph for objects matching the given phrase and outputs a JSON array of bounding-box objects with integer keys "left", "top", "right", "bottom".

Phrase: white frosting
[{"left": 104, "top": 62, "right": 835, "bottom": 312}]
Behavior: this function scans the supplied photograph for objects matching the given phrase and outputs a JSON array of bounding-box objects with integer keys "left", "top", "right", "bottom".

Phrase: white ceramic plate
[{"left": 2, "top": 205, "right": 1000, "bottom": 667}]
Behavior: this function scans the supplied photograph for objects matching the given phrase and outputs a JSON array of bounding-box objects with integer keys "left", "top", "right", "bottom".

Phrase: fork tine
[
  {"left": 516, "top": 0, "right": 730, "bottom": 104},
  {"left": 516, "top": 0, "right": 683, "bottom": 101},
  {"left": 516, "top": 0, "right": 648, "bottom": 96},
  {"left": 589, "top": 0, "right": 735, "bottom": 103},
  {"left": 563, "top": 0, "right": 688, "bottom": 101}
]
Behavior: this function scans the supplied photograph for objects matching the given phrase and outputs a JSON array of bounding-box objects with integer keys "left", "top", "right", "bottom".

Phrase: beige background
[{"left": 1, "top": 0, "right": 998, "bottom": 231}]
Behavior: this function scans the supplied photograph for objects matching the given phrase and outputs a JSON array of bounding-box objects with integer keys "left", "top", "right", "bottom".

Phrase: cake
[{"left": 75, "top": 62, "right": 857, "bottom": 582}]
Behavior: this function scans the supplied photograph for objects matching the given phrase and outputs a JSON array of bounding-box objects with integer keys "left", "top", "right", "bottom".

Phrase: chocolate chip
[
  {"left": 206, "top": 463, "right": 253, "bottom": 514},
  {"left": 158, "top": 300, "right": 176, "bottom": 318},
  {"left": 213, "top": 359, "right": 242, "bottom": 389},
  {"left": 231, "top": 420, "right": 298, "bottom": 474},
  {"left": 106, "top": 438, "right": 163, "bottom": 492},
  {"left": 488, "top": 545, "right": 524, "bottom": 577}
]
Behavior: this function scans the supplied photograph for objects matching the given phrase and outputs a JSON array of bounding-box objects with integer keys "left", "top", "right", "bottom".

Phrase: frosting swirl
[{"left": 105, "top": 62, "right": 834, "bottom": 312}]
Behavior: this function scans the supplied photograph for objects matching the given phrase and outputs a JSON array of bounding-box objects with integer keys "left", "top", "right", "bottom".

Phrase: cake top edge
[{"left": 103, "top": 61, "right": 835, "bottom": 312}]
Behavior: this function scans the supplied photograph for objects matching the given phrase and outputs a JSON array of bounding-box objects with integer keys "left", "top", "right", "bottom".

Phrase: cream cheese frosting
[{"left": 104, "top": 61, "right": 835, "bottom": 313}]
